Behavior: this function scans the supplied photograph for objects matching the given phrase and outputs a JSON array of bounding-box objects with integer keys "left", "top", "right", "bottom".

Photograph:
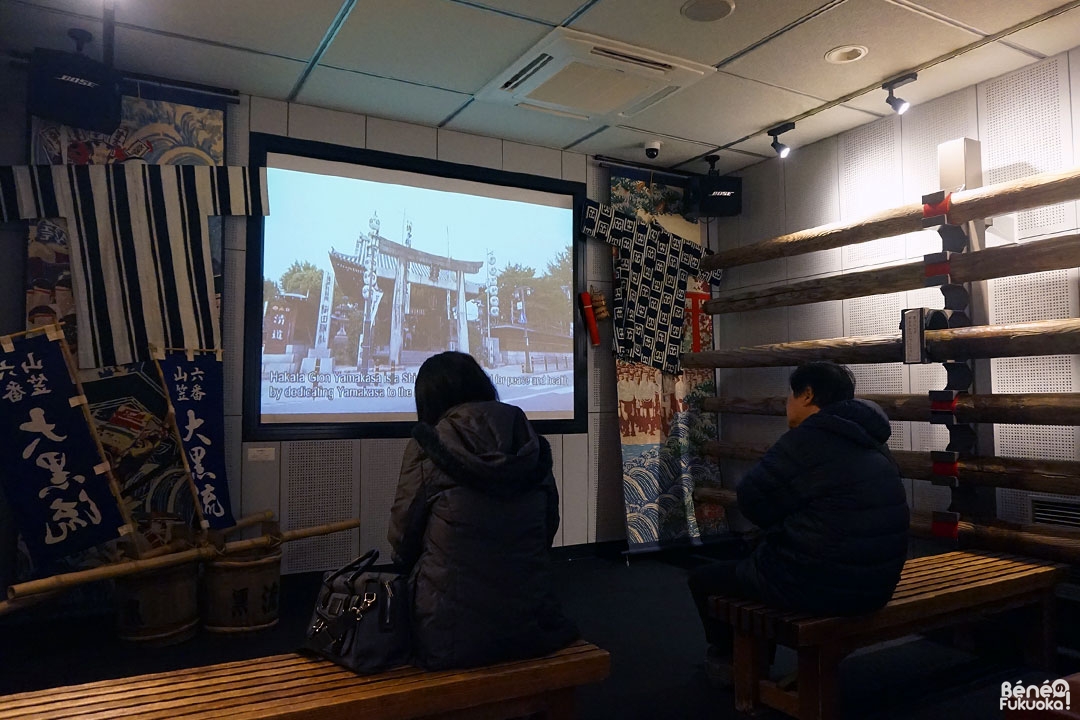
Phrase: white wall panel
[
  {"left": 437, "top": 129, "right": 501, "bottom": 169},
  {"left": 562, "top": 152, "right": 587, "bottom": 184},
  {"left": 241, "top": 442, "right": 281, "bottom": 519},
  {"left": 227, "top": 95, "right": 250, "bottom": 166},
  {"left": 784, "top": 136, "right": 842, "bottom": 279},
  {"left": 788, "top": 298, "right": 843, "bottom": 342},
  {"left": 249, "top": 96, "right": 287, "bottom": 136},
  {"left": 590, "top": 414, "right": 626, "bottom": 543},
  {"left": 838, "top": 117, "right": 905, "bottom": 269},
  {"left": 222, "top": 247, "right": 245, "bottom": 416},
  {"left": 588, "top": 290, "right": 618, "bottom": 413},
  {"left": 732, "top": 159, "right": 786, "bottom": 286},
  {"left": 562, "top": 433, "right": 590, "bottom": 545},
  {"left": 545, "top": 435, "right": 564, "bottom": 548},
  {"left": 366, "top": 117, "right": 437, "bottom": 159},
  {"left": 503, "top": 141, "right": 562, "bottom": 179},
  {"left": 978, "top": 55, "right": 1075, "bottom": 238},
  {"left": 288, "top": 103, "right": 366, "bottom": 148},
  {"left": 359, "top": 438, "right": 408, "bottom": 561}
]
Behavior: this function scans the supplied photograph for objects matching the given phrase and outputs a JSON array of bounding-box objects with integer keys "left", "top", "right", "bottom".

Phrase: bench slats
[
  {"left": 0, "top": 642, "right": 609, "bottom": 720},
  {"left": 710, "top": 552, "right": 1065, "bottom": 647}
]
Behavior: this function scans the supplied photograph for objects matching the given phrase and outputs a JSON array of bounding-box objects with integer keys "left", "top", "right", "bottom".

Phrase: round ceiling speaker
[
  {"left": 824, "top": 45, "right": 869, "bottom": 64},
  {"left": 680, "top": 0, "right": 735, "bottom": 22}
]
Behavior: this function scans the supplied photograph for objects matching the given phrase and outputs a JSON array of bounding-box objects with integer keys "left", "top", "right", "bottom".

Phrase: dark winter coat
[
  {"left": 387, "top": 400, "right": 578, "bottom": 670},
  {"left": 735, "top": 399, "right": 910, "bottom": 615}
]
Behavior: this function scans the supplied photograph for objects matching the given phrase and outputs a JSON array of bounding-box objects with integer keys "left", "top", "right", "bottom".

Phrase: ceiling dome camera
[{"left": 644, "top": 140, "right": 662, "bottom": 159}]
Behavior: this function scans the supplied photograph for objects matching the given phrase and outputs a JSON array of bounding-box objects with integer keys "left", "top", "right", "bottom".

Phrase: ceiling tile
[
  {"left": 296, "top": 66, "right": 470, "bottom": 127},
  {"left": 460, "top": 0, "right": 582, "bottom": 25},
  {"left": 844, "top": 42, "right": 1036, "bottom": 116},
  {"left": 322, "top": 0, "right": 549, "bottom": 94},
  {"left": 14, "top": 0, "right": 103, "bottom": 18},
  {"left": 626, "top": 71, "right": 826, "bottom": 147},
  {"left": 445, "top": 100, "right": 603, "bottom": 150},
  {"left": 567, "top": 125, "right": 718, "bottom": 167},
  {"left": 115, "top": 0, "right": 344, "bottom": 60},
  {"left": 724, "top": 0, "right": 980, "bottom": 101},
  {"left": 571, "top": 0, "right": 835, "bottom": 66},
  {"left": 727, "top": 103, "right": 879, "bottom": 156},
  {"left": 906, "top": 0, "right": 1066, "bottom": 34},
  {"left": 114, "top": 27, "right": 305, "bottom": 98},
  {"left": 0, "top": 1, "right": 103, "bottom": 61},
  {"left": 1002, "top": 6, "right": 1080, "bottom": 57},
  {"left": 678, "top": 150, "right": 761, "bottom": 175}
]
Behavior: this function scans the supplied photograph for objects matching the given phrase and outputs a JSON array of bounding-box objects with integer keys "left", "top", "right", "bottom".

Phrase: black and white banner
[
  {"left": 0, "top": 329, "right": 127, "bottom": 564},
  {"left": 0, "top": 165, "right": 268, "bottom": 368}
]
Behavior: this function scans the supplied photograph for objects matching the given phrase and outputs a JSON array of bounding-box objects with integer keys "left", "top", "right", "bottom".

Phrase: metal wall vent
[{"left": 1032, "top": 498, "right": 1080, "bottom": 530}]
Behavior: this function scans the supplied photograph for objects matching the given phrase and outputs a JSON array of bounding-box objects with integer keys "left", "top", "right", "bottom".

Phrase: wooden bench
[
  {"left": 710, "top": 551, "right": 1065, "bottom": 720},
  {"left": 0, "top": 641, "right": 609, "bottom": 720}
]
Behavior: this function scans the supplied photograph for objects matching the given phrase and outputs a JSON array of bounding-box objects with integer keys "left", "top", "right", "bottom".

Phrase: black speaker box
[
  {"left": 687, "top": 175, "right": 741, "bottom": 218},
  {"left": 28, "top": 48, "right": 121, "bottom": 134}
]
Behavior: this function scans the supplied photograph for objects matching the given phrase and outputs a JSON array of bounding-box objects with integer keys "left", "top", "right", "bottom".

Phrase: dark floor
[{"left": 0, "top": 539, "right": 1071, "bottom": 719}]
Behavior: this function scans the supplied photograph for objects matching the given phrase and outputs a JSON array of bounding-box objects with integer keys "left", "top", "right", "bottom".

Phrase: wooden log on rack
[
  {"left": 704, "top": 441, "right": 1080, "bottom": 496},
  {"left": 7, "top": 518, "right": 361, "bottom": 601},
  {"left": 683, "top": 318, "right": 1080, "bottom": 368},
  {"left": 701, "top": 392, "right": 1080, "bottom": 426},
  {"left": 692, "top": 487, "right": 739, "bottom": 507},
  {"left": 911, "top": 512, "right": 1080, "bottom": 563},
  {"left": 704, "top": 232, "right": 1080, "bottom": 314},
  {"left": 700, "top": 166, "right": 1080, "bottom": 271}
]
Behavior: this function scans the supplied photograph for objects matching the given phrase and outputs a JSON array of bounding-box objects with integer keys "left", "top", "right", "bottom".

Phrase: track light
[
  {"left": 767, "top": 122, "right": 795, "bottom": 159},
  {"left": 882, "top": 72, "right": 917, "bottom": 116}
]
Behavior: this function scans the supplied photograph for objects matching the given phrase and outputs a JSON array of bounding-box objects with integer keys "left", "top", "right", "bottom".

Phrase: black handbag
[{"left": 302, "top": 549, "right": 411, "bottom": 673}]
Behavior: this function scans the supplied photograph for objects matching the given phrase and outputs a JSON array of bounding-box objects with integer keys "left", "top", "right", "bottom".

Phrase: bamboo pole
[
  {"left": 704, "top": 232, "right": 1080, "bottom": 314},
  {"left": 704, "top": 441, "right": 1080, "bottom": 496},
  {"left": 683, "top": 318, "right": 1080, "bottom": 369},
  {"left": 7, "top": 518, "right": 361, "bottom": 600},
  {"left": 219, "top": 510, "right": 275, "bottom": 537},
  {"left": 700, "top": 166, "right": 1080, "bottom": 271},
  {"left": 701, "top": 393, "right": 1080, "bottom": 426}
]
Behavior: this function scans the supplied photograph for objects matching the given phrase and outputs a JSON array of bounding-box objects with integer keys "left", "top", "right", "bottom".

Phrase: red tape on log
[
  {"left": 932, "top": 460, "right": 960, "bottom": 477},
  {"left": 930, "top": 397, "right": 958, "bottom": 412},
  {"left": 924, "top": 260, "right": 951, "bottom": 278},
  {"left": 931, "top": 519, "right": 960, "bottom": 540},
  {"left": 923, "top": 193, "right": 952, "bottom": 219}
]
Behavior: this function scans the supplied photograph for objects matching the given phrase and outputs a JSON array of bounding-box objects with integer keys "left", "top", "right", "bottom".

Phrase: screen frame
[{"left": 244, "top": 132, "right": 588, "bottom": 441}]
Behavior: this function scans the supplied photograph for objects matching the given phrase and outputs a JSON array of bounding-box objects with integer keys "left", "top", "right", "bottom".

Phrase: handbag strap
[{"left": 323, "top": 549, "right": 380, "bottom": 587}]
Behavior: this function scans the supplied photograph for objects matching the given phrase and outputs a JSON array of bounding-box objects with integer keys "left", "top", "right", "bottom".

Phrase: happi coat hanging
[
  {"left": 589, "top": 173, "right": 728, "bottom": 552},
  {"left": 0, "top": 164, "right": 267, "bottom": 368}
]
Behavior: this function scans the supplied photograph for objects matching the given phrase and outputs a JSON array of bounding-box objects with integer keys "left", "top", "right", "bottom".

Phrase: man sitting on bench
[{"left": 688, "top": 361, "right": 910, "bottom": 682}]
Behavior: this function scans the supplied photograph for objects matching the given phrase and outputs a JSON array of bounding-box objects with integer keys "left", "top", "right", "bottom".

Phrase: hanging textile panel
[
  {"left": 0, "top": 164, "right": 267, "bottom": 368},
  {"left": 0, "top": 328, "right": 132, "bottom": 566},
  {"left": 27, "top": 96, "right": 226, "bottom": 360},
  {"left": 607, "top": 173, "right": 727, "bottom": 552},
  {"left": 157, "top": 349, "right": 235, "bottom": 529}
]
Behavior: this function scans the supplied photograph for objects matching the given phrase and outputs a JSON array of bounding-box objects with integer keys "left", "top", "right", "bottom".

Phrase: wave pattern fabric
[{"left": 0, "top": 164, "right": 267, "bottom": 368}]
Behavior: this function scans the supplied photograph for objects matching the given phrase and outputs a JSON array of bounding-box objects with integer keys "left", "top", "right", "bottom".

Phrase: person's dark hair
[
  {"left": 414, "top": 351, "right": 499, "bottom": 425},
  {"left": 789, "top": 361, "right": 855, "bottom": 408}
]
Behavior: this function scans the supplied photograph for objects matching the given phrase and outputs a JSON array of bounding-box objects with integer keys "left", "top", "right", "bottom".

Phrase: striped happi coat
[{"left": 0, "top": 164, "right": 267, "bottom": 368}]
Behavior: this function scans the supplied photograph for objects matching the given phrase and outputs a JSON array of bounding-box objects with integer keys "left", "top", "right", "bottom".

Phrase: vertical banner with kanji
[
  {"left": 156, "top": 350, "right": 235, "bottom": 529},
  {"left": 0, "top": 329, "right": 129, "bottom": 565}
]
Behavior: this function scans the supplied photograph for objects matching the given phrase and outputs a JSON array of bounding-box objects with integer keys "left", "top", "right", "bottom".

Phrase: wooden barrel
[
  {"left": 202, "top": 548, "right": 282, "bottom": 633},
  {"left": 114, "top": 562, "right": 199, "bottom": 645}
]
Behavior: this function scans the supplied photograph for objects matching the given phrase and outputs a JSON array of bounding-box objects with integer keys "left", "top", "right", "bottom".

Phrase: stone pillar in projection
[
  {"left": 389, "top": 256, "right": 407, "bottom": 366},
  {"left": 456, "top": 270, "right": 469, "bottom": 354}
]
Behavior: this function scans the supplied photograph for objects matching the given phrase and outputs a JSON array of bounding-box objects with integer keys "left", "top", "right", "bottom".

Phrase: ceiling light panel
[
  {"left": 322, "top": 0, "right": 549, "bottom": 94},
  {"left": 115, "top": 0, "right": 346, "bottom": 60}
]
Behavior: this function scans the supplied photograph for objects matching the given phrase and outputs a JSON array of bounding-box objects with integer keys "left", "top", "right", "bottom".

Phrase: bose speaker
[
  {"left": 28, "top": 48, "right": 121, "bottom": 134},
  {"left": 686, "top": 174, "right": 741, "bottom": 219}
]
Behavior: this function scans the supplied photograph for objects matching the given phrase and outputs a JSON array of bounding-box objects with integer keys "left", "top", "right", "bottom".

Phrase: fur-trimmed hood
[{"left": 412, "top": 400, "right": 553, "bottom": 498}]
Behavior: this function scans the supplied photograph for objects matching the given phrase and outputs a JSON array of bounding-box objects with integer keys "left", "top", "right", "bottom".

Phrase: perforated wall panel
[
  {"left": 562, "top": 433, "right": 589, "bottom": 546},
  {"left": 901, "top": 88, "right": 978, "bottom": 201},
  {"left": 544, "top": 435, "right": 564, "bottom": 547},
  {"left": 838, "top": 117, "right": 904, "bottom": 270},
  {"left": 359, "top": 438, "right": 408, "bottom": 561},
  {"left": 843, "top": 292, "right": 906, "bottom": 336},
  {"left": 788, "top": 300, "right": 844, "bottom": 342},
  {"left": 589, "top": 414, "right": 627, "bottom": 543},
  {"left": 222, "top": 247, "right": 245, "bottom": 416},
  {"left": 786, "top": 137, "right": 841, "bottom": 279},
  {"left": 281, "top": 440, "right": 361, "bottom": 574},
  {"left": 913, "top": 479, "right": 952, "bottom": 514},
  {"left": 227, "top": 95, "right": 250, "bottom": 166},
  {"left": 978, "top": 55, "right": 1075, "bottom": 237},
  {"left": 224, "top": 415, "right": 242, "bottom": 516},
  {"left": 733, "top": 306, "right": 789, "bottom": 347},
  {"left": 847, "top": 364, "right": 909, "bottom": 451}
]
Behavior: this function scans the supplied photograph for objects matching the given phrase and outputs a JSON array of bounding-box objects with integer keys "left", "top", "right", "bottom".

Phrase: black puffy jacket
[
  {"left": 735, "top": 399, "right": 910, "bottom": 615},
  {"left": 387, "top": 401, "right": 578, "bottom": 670}
]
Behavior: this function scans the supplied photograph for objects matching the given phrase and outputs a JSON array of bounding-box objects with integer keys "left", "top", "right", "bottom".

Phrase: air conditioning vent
[
  {"left": 589, "top": 47, "right": 674, "bottom": 72},
  {"left": 501, "top": 53, "right": 554, "bottom": 92},
  {"left": 476, "top": 27, "right": 713, "bottom": 123},
  {"left": 1032, "top": 498, "right": 1080, "bottom": 529}
]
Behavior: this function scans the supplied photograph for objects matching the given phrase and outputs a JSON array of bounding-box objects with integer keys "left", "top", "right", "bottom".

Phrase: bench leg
[
  {"left": 1021, "top": 593, "right": 1058, "bottom": 672},
  {"left": 733, "top": 628, "right": 768, "bottom": 713},
  {"left": 797, "top": 645, "right": 841, "bottom": 720},
  {"left": 541, "top": 688, "right": 575, "bottom": 720}
]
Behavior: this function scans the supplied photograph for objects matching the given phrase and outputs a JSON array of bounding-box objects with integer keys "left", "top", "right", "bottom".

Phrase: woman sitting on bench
[
  {"left": 388, "top": 351, "right": 579, "bottom": 670},
  {"left": 688, "top": 361, "right": 910, "bottom": 679}
]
